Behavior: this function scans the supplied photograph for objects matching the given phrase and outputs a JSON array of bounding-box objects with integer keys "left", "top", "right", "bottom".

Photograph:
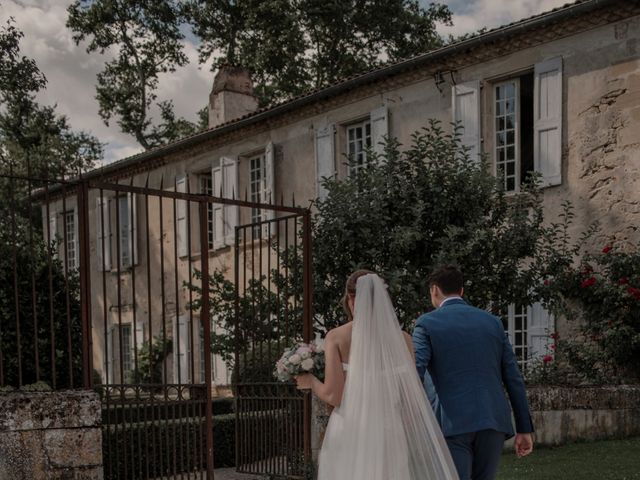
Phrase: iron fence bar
[
  {"left": 78, "top": 180, "right": 93, "bottom": 389},
  {"left": 198, "top": 200, "right": 215, "bottom": 480},
  {"left": 234, "top": 225, "right": 241, "bottom": 472},
  {"left": 302, "top": 211, "right": 313, "bottom": 463},
  {"left": 26, "top": 160, "right": 41, "bottom": 385},
  {"left": 9, "top": 164, "right": 22, "bottom": 387},
  {"left": 61, "top": 186, "right": 74, "bottom": 388},
  {"left": 172, "top": 180, "right": 181, "bottom": 479},
  {"left": 90, "top": 180, "right": 308, "bottom": 215},
  {"left": 44, "top": 183, "right": 56, "bottom": 389}
]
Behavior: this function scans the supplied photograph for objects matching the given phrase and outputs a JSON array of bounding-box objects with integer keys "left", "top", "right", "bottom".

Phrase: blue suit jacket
[{"left": 413, "top": 298, "right": 534, "bottom": 438}]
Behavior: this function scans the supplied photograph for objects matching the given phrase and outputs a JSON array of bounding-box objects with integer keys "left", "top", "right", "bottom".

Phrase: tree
[
  {"left": 313, "top": 121, "right": 546, "bottom": 331},
  {"left": 0, "top": 17, "right": 102, "bottom": 180},
  {"left": 67, "top": 0, "right": 197, "bottom": 150},
  {"left": 185, "top": 0, "right": 452, "bottom": 105}
]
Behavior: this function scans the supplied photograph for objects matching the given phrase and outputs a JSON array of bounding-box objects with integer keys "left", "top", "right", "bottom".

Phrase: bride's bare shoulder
[{"left": 326, "top": 323, "right": 352, "bottom": 342}]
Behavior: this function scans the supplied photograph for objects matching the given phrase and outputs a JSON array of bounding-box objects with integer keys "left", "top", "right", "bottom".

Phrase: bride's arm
[{"left": 295, "top": 331, "right": 345, "bottom": 407}]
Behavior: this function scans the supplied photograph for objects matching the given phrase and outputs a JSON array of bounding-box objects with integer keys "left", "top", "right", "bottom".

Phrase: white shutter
[
  {"left": 96, "top": 197, "right": 111, "bottom": 270},
  {"left": 314, "top": 125, "right": 335, "bottom": 201},
  {"left": 176, "top": 175, "right": 188, "bottom": 257},
  {"left": 212, "top": 165, "right": 224, "bottom": 249},
  {"left": 370, "top": 106, "right": 389, "bottom": 157},
  {"left": 452, "top": 80, "right": 481, "bottom": 162},
  {"left": 134, "top": 321, "right": 145, "bottom": 352},
  {"left": 262, "top": 143, "right": 275, "bottom": 238},
  {"left": 528, "top": 302, "right": 554, "bottom": 361},
  {"left": 534, "top": 57, "right": 563, "bottom": 187},
  {"left": 221, "top": 157, "right": 239, "bottom": 246},
  {"left": 73, "top": 208, "right": 79, "bottom": 269},
  {"left": 48, "top": 211, "right": 57, "bottom": 254},
  {"left": 129, "top": 193, "right": 138, "bottom": 265},
  {"left": 174, "top": 315, "right": 189, "bottom": 383}
]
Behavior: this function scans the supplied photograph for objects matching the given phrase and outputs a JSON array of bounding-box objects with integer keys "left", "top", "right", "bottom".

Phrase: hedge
[
  {"left": 102, "top": 396, "right": 235, "bottom": 424},
  {"left": 102, "top": 409, "right": 293, "bottom": 480}
]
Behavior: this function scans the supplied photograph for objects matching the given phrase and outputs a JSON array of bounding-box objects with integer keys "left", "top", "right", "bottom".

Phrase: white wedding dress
[{"left": 317, "top": 274, "right": 458, "bottom": 480}]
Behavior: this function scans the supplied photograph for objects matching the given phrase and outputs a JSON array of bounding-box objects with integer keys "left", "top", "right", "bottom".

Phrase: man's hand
[{"left": 514, "top": 433, "right": 534, "bottom": 457}]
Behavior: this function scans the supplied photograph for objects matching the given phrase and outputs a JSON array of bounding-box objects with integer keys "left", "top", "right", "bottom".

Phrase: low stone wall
[
  {"left": 524, "top": 385, "right": 640, "bottom": 446},
  {"left": 312, "top": 385, "right": 640, "bottom": 458},
  {"left": 0, "top": 390, "right": 103, "bottom": 480}
]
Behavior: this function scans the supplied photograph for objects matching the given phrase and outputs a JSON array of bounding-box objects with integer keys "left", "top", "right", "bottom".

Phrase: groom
[{"left": 413, "top": 266, "right": 534, "bottom": 480}]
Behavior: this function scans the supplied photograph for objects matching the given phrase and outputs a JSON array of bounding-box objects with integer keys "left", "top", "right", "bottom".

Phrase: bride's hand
[{"left": 294, "top": 374, "right": 314, "bottom": 390}]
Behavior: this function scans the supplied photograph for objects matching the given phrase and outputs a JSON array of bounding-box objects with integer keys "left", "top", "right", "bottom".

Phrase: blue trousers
[{"left": 445, "top": 429, "right": 506, "bottom": 480}]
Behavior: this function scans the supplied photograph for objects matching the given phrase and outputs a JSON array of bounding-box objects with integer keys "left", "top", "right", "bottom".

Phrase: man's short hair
[{"left": 428, "top": 265, "right": 464, "bottom": 295}]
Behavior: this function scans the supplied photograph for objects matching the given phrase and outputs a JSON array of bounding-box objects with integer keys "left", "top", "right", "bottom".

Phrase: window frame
[
  {"left": 199, "top": 173, "right": 216, "bottom": 250},
  {"left": 249, "top": 152, "right": 267, "bottom": 230},
  {"left": 493, "top": 78, "right": 521, "bottom": 193},
  {"left": 506, "top": 303, "right": 529, "bottom": 371},
  {"left": 346, "top": 119, "right": 372, "bottom": 177},
  {"left": 63, "top": 209, "right": 78, "bottom": 271}
]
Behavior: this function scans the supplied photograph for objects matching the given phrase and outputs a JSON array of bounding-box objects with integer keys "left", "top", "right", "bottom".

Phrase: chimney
[{"left": 208, "top": 65, "right": 259, "bottom": 129}]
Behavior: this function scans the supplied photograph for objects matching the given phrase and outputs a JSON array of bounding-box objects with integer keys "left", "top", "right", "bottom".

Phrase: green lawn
[{"left": 497, "top": 437, "right": 640, "bottom": 480}]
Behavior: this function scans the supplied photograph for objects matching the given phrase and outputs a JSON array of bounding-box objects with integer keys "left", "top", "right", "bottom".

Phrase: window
[
  {"left": 347, "top": 120, "right": 372, "bottom": 175},
  {"left": 121, "top": 324, "right": 132, "bottom": 376},
  {"left": 64, "top": 210, "right": 77, "bottom": 270},
  {"left": 200, "top": 174, "right": 215, "bottom": 249},
  {"left": 494, "top": 73, "right": 534, "bottom": 193},
  {"left": 250, "top": 153, "right": 267, "bottom": 228},
  {"left": 505, "top": 304, "right": 529, "bottom": 371}
]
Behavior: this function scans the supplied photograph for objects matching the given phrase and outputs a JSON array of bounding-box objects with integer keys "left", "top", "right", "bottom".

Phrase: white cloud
[
  {"left": 438, "top": 0, "right": 571, "bottom": 37},
  {"left": 4, "top": 0, "right": 571, "bottom": 166},
  {"left": 3, "top": 0, "right": 212, "bottom": 165}
]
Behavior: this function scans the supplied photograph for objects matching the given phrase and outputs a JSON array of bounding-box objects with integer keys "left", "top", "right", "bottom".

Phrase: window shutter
[
  {"left": 48, "top": 211, "right": 57, "bottom": 253},
  {"left": 174, "top": 315, "right": 189, "bottom": 384},
  {"left": 314, "top": 125, "right": 335, "bottom": 201},
  {"left": 221, "top": 157, "right": 239, "bottom": 246},
  {"left": 262, "top": 143, "right": 275, "bottom": 238},
  {"left": 176, "top": 175, "right": 188, "bottom": 257},
  {"left": 534, "top": 57, "right": 563, "bottom": 187},
  {"left": 96, "top": 197, "right": 111, "bottom": 270},
  {"left": 73, "top": 208, "right": 79, "bottom": 269},
  {"left": 212, "top": 165, "right": 224, "bottom": 249},
  {"left": 123, "top": 193, "right": 138, "bottom": 267},
  {"left": 370, "top": 106, "right": 388, "bottom": 157},
  {"left": 527, "top": 302, "right": 554, "bottom": 361},
  {"left": 452, "top": 80, "right": 481, "bottom": 162}
]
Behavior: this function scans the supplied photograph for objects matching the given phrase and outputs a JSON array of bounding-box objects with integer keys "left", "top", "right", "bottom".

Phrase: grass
[{"left": 497, "top": 437, "right": 640, "bottom": 480}]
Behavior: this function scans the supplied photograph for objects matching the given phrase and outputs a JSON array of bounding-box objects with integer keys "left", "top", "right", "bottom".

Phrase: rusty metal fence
[{"left": 0, "top": 172, "right": 313, "bottom": 480}]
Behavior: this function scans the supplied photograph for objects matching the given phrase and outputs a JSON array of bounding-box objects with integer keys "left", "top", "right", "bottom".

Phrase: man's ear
[{"left": 460, "top": 287, "right": 465, "bottom": 297}]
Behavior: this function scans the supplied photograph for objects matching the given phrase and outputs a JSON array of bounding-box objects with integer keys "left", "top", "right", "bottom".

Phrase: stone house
[{"left": 42, "top": 0, "right": 640, "bottom": 387}]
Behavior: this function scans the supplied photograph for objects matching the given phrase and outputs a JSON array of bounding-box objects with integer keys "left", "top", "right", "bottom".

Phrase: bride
[{"left": 295, "top": 270, "right": 458, "bottom": 480}]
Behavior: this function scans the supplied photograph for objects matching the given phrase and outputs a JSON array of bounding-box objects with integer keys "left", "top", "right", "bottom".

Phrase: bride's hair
[{"left": 341, "top": 269, "right": 374, "bottom": 321}]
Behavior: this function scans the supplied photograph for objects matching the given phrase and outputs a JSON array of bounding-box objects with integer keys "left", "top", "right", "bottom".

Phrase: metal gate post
[
  {"left": 77, "top": 180, "right": 93, "bottom": 389},
  {"left": 302, "top": 211, "right": 313, "bottom": 462},
  {"left": 199, "top": 201, "right": 216, "bottom": 479}
]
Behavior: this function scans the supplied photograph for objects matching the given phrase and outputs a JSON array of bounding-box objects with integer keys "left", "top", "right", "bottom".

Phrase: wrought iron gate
[
  {"left": 233, "top": 213, "right": 313, "bottom": 478},
  {"left": 0, "top": 172, "right": 312, "bottom": 480}
]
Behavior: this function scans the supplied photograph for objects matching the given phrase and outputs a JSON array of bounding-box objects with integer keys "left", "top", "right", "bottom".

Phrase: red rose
[
  {"left": 619, "top": 277, "right": 630, "bottom": 285},
  {"left": 550, "top": 344, "right": 556, "bottom": 350},
  {"left": 581, "top": 277, "right": 596, "bottom": 288},
  {"left": 627, "top": 287, "right": 640, "bottom": 300},
  {"left": 543, "top": 355, "right": 553, "bottom": 363},
  {"left": 602, "top": 245, "right": 613, "bottom": 253},
  {"left": 549, "top": 332, "right": 558, "bottom": 340},
  {"left": 543, "top": 279, "right": 551, "bottom": 286}
]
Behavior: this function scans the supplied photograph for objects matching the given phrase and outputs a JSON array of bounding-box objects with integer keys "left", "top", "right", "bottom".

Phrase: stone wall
[
  {"left": 312, "top": 385, "right": 640, "bottom": 459},
  {"left": 523, "top": 385, "right": 640, "bottom": 446},
  {"left": 0, "top": 390, "right": 103, "bottom": 480}
]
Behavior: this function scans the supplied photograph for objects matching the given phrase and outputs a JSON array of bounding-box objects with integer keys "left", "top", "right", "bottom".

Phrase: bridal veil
[{"left": 317, "top": 273, "right": 458, "bottom": 480}]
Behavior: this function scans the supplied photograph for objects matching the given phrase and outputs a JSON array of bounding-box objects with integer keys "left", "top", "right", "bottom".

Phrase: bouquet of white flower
[{"left": 274, "top": 334, "right": 325, "bottom": 383}]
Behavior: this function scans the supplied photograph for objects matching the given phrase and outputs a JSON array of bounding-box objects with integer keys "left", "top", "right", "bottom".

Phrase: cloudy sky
[{"left": 4, "top": 0, "right": 569, "bottom": 165}]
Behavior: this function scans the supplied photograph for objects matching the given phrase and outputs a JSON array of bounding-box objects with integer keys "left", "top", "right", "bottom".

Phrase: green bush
[
  {"left": 102, "top": 396, "right": 235, "bottom": 424},
  {"left": 103, "top": 408, "right": 290, "bottom": 479}
]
